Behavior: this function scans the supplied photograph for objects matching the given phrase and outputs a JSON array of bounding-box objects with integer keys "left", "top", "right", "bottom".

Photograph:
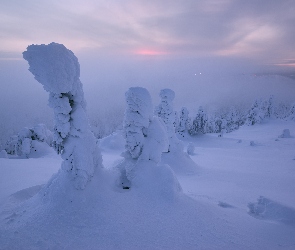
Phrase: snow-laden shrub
[
  {"left": 4, "top": 124, "right": 53, "bottom": 157},
  {"left": 23, "top": 43, "right": 102, "bottom": 189}
]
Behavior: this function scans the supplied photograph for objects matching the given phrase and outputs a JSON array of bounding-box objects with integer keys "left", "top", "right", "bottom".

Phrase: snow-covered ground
[{"left": 0, "top": 120, "right": 295, "bottom": 249}]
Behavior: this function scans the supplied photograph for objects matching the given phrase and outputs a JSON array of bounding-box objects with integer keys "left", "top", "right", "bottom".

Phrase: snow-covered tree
[
  {"left": 225, "top": 107, "right": 240, "bottom": 132},
  {"left": 286, "top": 103, "right": 295, "bottom": 121},
  {"left": 155, "top": 89, "right": 176, "bottom": 137},
  {"left": 177, "top": 107, "right": 191, "bottom": 137},
  {"left": 23, "top": 42, "right": 102, "bottom": 189},
  {"left": 274, "top": 101, "right": 290, "bottom": 119},
  {"left": 121, "top": 87, "right": 169, "bottom": 187},
  {"left": 155, "top": 89, "right": 182, "bottom": 152},
  {"left": 263, "top": 95, "right": 274, "bottom": 118},
  {"left": 246, "top": 100, "right": 264, "bottom": 126},
  {"left": 123, "top": 87, "right": 169, "bottom": 162},
  {"left": 189, "top": 106, "right": 208, "bottom": 135},
  {"left": 4, "top": 124, "right": 53, "bottom": 157},
  {"left": 124, "top": 87, "right": 154, "bottom": 159}
]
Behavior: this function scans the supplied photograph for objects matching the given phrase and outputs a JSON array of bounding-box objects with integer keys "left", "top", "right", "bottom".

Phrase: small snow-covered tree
[
  {"left": 246, "top": 100, "right": 264, "bottom": 126},
  {"left": 225, "top": 107, "right": 240, "bottom": 132},
  {"left": 189, "top": 106, "right": 207, "bottom": 135},
  {"left": 4, "top": 124, "right": 53, "bottom": 157},
  {"left": 155, "top": 89, "right": 182, "bottom": 152},
  {"left": 274, "top": 101, "right": 290, "bottom": 119},
  {"left": 23, "top": 43, "right": 102, "bottom": 189},
  {"left": 177, "top": 107, "right": 191, "bottom": 137},
  {"left": 263, "top": 95, "right": 274, "bottom": 118},
  {"left": 286, "top": 103, "right": 295, "bottom": 121},
  {"left": 155, "top": 89, "right": 176, "bottom": 137}
]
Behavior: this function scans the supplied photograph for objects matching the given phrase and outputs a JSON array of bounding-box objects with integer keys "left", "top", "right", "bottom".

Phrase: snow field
[{"left": 0, "top": 117, "right": 294, "bottom": 250}]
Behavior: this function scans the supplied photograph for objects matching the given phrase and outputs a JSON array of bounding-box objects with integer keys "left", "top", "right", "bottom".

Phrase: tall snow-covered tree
[
  {"left": 123, "top": 87, "right": 169, "bottom": 162},
  {"left": 124, "top": 87, "right": 154, "bottom": 159},
  {"left": 23, "top": 42, "right": 102, "bottom": 189},
  {"left": 121, "top": 87, "right": 169, "bottom": 186}
]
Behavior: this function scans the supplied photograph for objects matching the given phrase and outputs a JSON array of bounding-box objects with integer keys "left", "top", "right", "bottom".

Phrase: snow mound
[
  {"left": 99, "top": 131, "right": 125, "bottom": 152},
  {"left": 0, "top": 150, "right": 8, "bottom": 158},
  {"left": 279, "top": 129, "right": 292, "bottom": 138},
  {"left": 162, "top": 150, "right": 198, "bottom": 175},
  {"left": 0, "top": 168, "right": 216, "bottom": 249},
  {"left": 248, "top": 196, "right": 295, "bottom": 227},
  {"left": 131, "top": 160, "right": 182, "bottom": 202}
]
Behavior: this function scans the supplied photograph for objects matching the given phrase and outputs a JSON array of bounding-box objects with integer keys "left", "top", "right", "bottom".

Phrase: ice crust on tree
[{"left": 23, "top": 43, "right": 102, "bottom": 189}]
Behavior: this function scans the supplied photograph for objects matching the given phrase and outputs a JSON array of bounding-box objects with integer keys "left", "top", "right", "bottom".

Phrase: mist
[{"left": 1, "top": 50, "right": 294, "bottom": 145}]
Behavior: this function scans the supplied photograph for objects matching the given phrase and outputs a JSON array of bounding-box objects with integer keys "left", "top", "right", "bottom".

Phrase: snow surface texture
[
  {"left": 1, "top": 120, "right": 295, "bottom": 249},
  {"left": 23, "top": 43, "right": 102, "bottom": 189}
]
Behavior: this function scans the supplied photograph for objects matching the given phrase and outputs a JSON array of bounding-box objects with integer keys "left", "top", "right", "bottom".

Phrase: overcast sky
[{"left": 1, "top": 0, "right": 295, "bottom": 70}]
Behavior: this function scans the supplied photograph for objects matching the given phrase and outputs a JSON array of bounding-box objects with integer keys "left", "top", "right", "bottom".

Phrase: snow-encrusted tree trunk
[{"left": 23, "top": 43, "right": 102, "bottom": 189}]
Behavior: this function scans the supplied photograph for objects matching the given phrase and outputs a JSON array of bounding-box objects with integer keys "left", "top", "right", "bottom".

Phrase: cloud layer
[{"left": 1, "top": 0, "right": 295, "bottom": 67}]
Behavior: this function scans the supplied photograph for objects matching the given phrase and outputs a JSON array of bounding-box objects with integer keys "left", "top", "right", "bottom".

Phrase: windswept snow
[{"left": 1, "top": 120, "right": 295, "bottom": 249}]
